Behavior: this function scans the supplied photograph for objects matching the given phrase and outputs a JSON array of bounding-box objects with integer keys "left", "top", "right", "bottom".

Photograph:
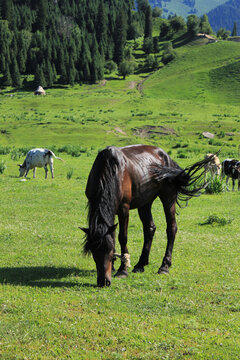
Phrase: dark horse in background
[{"left": 81, "top": 144, "right": 213, "bottom": 287}]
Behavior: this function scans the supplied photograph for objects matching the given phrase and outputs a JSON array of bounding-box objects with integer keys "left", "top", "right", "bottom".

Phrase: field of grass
[{"left": 0, "top": 39, "right": 240, "bottom": 359}]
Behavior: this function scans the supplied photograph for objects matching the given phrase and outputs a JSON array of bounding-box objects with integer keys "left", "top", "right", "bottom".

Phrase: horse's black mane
[{"left": 84, "top": 148, "right": 120, "bottom": 253}]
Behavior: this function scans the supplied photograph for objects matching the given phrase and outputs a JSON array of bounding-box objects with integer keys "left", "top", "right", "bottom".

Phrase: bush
[
  {"left": 67, "top": 168, "right": 74, "bottom": 180},
  {"left": 205, "top": 175, "right": 225, "bottom": 194},
  {"left": 0, "top": 146, "right": 11, "bottom": 155},
  {"left": 104, "top": 60, "right": 117, "bottom": 74},
  {"left": 57, "top": 145, "right": 87, "bottom": 157},
  {"left": 142, "top": 37, "right": 153, "bottom": 54},
  {"left": 0, "top": 160, "right": 7, "bottom": 174},
  {"left": 200, "top": 215, "right": 232, "bottom": 226},
  {"left": 145, "top": 54, "right": 159, "bottom": 71},
  {"left": 118, "top": 60, "right": 136, "bottom": 79},
  {"left": 162, "top": 42, "right": 176, "bottom": 65}
]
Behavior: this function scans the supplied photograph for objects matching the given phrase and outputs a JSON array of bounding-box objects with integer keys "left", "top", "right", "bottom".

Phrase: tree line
[{"left": 0, "top": 0, "right": 235, "bottom": 88}]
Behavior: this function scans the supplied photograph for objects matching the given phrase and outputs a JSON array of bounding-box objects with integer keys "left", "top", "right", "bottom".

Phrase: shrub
[
  {"left": 104, "top": 60, "right": 117, "bottom": 74},
  {"left": 0, "top": 146, "right": 11, "bottom": 155},
  {"left": 67, "top": 168, "right": 74, "bottom": 180},
  {"left": 205, "top": 175, "right": 225, "bottom": 194},
  {"left": 0, "top": 160, "right": 7, "bottom": 174},
  {"left": 162, "top": 42, "right": 176, "bottom": 65},
  {"left": 200, "top": 215, "right": 232, "bottom": 226},
  {"left": 118, "top": 60, "right": 136, "bottom": 79},
  {"left": 57, "top": 145, "right": 87, "bottom": 157}
]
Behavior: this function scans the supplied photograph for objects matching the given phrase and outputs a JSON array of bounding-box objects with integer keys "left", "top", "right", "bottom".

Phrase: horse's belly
[{"left": 129, "top": 186, "right": 159, "bottom": 209}]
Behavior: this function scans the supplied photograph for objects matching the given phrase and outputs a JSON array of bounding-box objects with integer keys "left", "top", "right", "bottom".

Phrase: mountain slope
[
  {"left": 207, "top": 0, "right": 240, "bottom": 33},
  {"left": 149, "top": 0, "right": 228, "bottom": 18}
]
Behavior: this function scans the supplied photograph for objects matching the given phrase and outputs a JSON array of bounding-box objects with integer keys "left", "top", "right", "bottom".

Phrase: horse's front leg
[
  {"left": 115, "top": 204, "right": 130, "bottom": 278},
  {"left": 158, "top": 201, "right": 177, "bottom": 274},
  {"left": 133, "top": 202, "right": 156, "bottom": 273}
]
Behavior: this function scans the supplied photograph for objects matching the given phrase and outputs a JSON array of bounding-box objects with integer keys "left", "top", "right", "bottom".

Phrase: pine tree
[
  {"left": 0, "top": 20, "right": 12, "bottom": 72},
  {"left": 96, "top": 0, "right": 107, "bottom": 56},
  {"left": 144, "top": 5, "right": 152, "bottom": 39},
  {"left": 232, "top": 22, "right": 237, "bottom": 36},
  {"left": 1, "top": 0, "right": 13, "bottom": 24},
  {"left": 114, "top": 9, "right": 127, "bottom": 65},
  {"left": 34, "top": 64, "right": 46, "bottom": 88},
  {"left": 34, "top": 0, "right": 48, "bottom": 32},
  {"left": 3, "top": 64, "right": 12, "bottom": 86},
  {"left": 68, "top": 58, "right": 76, "bottom": 86},
  {"left": 11, "top": 58, "right": 22, "bottom": 87},
  {"left": 187, "top": 15, "right": 199, "bottom": 37},
  {"left": 153, "top": 36, "right": 159, "bottom": 53},
  {"left": 199, "top": 14, "right": 212, "bottom": 35},
  {"left": 44, "top": 59, "right": 54, "bottom": 87}
]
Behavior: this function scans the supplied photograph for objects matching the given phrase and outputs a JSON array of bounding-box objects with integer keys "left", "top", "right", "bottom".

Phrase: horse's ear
[
  {"left": 107, "top": 223, "right": 118, "bottom": 235},
  {"left": 79, "top": 227, "right": 89, "bottom": 235}
]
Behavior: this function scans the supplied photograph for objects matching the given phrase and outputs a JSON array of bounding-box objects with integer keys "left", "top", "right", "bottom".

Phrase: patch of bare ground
[
  {"left": 107, "top": 127, "right": 127, "bottom": 136},
  {"left": 128, "top": 81, "right": 137, "bottom": 89},
  {"left": 133, "top": 125, "right": 177, "bottom": 138},
  {"left": 100, "top": 79, "right": 107, "bottom": 86}
]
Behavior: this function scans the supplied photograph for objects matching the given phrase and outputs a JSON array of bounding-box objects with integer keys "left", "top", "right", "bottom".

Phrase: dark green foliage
[
  {"left": 136, "top": 0, "right": 150, "bottom": 14},
  {"left": 143, "top": 37, "right": 153, "bottom": 54},
  {"left": 0, "top": 0, "right": 133, "bottom": 86},
  {"left": 144, "top": 5, "right": 152, "bottom": 39},
  {"left": 205, "top": 176, "right": 225, "bottom": 194},
  {"left": 144, "top": 54, "right": 158, "bottom": 70},
  {"left": 152, "top": 7, "right": 162, "bottom": 18},
  {"left": 114, "top": 9, "right": 127, "bottom": 64},
  {"left": 104, "top": 60, "right": 117, "bottom": 74},
  {"left": 2, "top": 64, "right": 12, "bottom": 86},
  {"left": 118, "top": 60, "right": 136, "bottom": 79},
  {"left": 153, "top": 36, "right": 159, "bottom": 53},
  {"left": 170, "top": 16, "right": 186, "bottom": 33},
  {"left": 199, "top": 14, "right": 213, "bottom": 34},
  {"left": 11, "top": 58, "right": 21, "bottom": 87},
  {"left": 187, "top": 14, "right": 200, "bottom": 37},
  {"left": 159, "top": 19, "right": 171, "bottom": 39},
  {"left": 34, "top": 64, "right": 46, "bottom": 88},
  {"left": 231, "top": 21, "right": 237, "bottom": 36},
  {"left": 200, "top": 214, "right": 232, "bottom": 226},
  {"left": 0, "top": 160, "right": 7, "bottom": 174},
  {"left": 217, "top": 27, "right": 230, "bottom": 40},
  {"left": 162, "top": 41, "right": 176, "bottom": 65}
]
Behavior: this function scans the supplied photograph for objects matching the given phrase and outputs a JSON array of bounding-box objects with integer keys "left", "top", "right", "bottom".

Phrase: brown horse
[{"left": 81, "top": 144, "right": 212, "bottom": 287}]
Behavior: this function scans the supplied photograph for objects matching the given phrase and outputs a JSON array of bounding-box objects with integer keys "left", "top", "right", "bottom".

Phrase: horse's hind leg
[
  {"left": 133, "top": 203, "right": 156, "bottom": 273},
  {"left": 158, "top": 200, "right": 177, "bottom": 275}
]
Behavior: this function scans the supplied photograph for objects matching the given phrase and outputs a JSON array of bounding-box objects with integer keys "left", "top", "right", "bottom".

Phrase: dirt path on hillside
[{"left": 137, "top": 73, "right": 153, "bottom": 95}]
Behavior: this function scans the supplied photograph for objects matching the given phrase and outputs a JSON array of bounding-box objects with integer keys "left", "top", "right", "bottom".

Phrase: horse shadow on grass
[{"left": 0, "top": 266, "right": 96, "bottom": 288}]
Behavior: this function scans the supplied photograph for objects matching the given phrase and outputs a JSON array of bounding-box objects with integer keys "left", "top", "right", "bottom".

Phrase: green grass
[{"left": 0, "top": 38, "right": 240, "bottom": 359}]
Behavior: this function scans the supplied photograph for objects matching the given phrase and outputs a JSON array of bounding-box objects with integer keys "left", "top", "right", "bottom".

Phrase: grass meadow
[{"left": 0, "top": 39, "right": 240, "bottom": 359}]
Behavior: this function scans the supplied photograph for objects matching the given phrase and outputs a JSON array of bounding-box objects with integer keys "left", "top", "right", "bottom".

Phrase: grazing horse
[{"left": 81, "top": 144, "right": 212, "bottom": 287}]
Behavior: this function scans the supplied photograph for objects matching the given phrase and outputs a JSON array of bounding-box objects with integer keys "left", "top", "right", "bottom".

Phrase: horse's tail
[{"left": 151, "top": 153, "right": 219, "bottom": 205}]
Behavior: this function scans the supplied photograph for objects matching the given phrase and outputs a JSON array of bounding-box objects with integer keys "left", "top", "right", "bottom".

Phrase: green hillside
[
  {"left": 1, "top": 39, "right": 240, "bottom": 160},
  {"left": 144, "top": 41, "right": 240, "bottom": 104}
]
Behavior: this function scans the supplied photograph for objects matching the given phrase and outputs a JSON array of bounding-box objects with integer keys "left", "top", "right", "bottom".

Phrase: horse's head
[{"left": 81, "top": 224, "right": 117, "bottom": 287}]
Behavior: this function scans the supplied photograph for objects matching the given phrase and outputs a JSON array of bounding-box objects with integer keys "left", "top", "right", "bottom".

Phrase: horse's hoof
[
  {"left": 132, "top": 266, "right": 144, "bottom": 273},
  {"left": 158, "top": 268, "right": 169, "bottom": 275},
  {"left": 114, "top": 270, "right": 128, "bottom": 278}
]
